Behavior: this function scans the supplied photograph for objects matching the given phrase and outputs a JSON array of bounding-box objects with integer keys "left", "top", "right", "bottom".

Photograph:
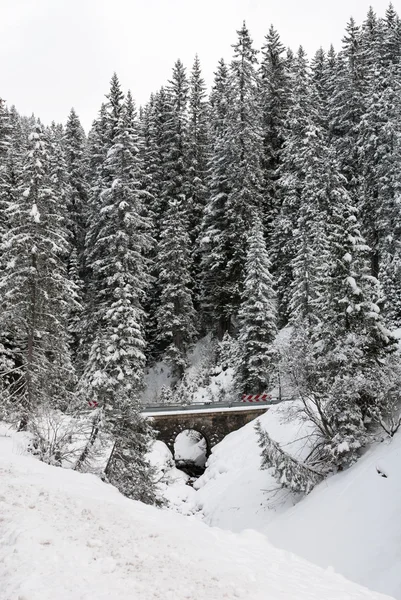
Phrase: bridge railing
[{"left": 141, "top": 397, "right": 293, "bottom": 413}]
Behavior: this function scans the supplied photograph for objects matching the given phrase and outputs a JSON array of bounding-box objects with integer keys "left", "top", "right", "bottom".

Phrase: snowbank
[
  {"left": 267, "top": 432, "right": 401, "bottom": 600},
  {"left": 0, "top": 424, "right": 392, "bottom": 600},
  {"left": 192, "top": 401, "right": 313, "bottom": 531},
  {"left": 176, "top": 401, "right": 401, "bottom": 600}
]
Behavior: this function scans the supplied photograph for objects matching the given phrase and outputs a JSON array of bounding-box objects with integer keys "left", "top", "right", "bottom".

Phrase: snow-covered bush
[
  {"left": 255, "top": 420, "right": 325, "bottom": 494},
  {"left": 279, "top": 325, "right": 401, "bottom": 469},
  {"left": 27, "top": 406, "right": 106, "bottom": 470}
]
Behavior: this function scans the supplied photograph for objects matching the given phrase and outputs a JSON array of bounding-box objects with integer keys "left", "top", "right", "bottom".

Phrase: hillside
[
  {"left": 167, "top": 404, "right": 401, "bottom": 600},
  {"left": 0, "top": 424, "right": 394, "bottom": 600}
]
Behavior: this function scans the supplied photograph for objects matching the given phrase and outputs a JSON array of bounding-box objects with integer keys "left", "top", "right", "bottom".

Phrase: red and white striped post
[{"left": 241, "top": 393, "right": 272, "bottom": 402}]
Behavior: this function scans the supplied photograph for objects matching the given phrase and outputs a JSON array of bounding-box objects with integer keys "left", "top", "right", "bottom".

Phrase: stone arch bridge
[{"left": 142, "top": 402, "right": 275, "bottom": 458}]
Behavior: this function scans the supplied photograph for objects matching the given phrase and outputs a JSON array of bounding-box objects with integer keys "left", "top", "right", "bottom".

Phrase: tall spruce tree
[
  {"left": 288, "top": 140, "right": 398, "bottom": 467},
  {"left": 187, "top": 55, "right": 209, "bottom": 246},
  {"left": 64, "top": 108, "right": 89, "bottom": 273},
  {"left": 223, "top": 23, "right": 265, "bottom": 328},
  {"left": 187, "top": 56, "right": 210, "bottom": 311},
  {"left": 139, "top": 88, "right": 171, "bottom": 360},
  {"left": 259, "top": 26, "right": 291, "bottom": 237},
  {"left": 199, "top": 58, "right": 233, "bottom": 337},
  {"left": 164, "top": 60, "right": 189, "bottom": 213},
  {"left": 152, "top": 60, "right": 198, "bottom": 374},
  {"left": 80, "top": 88, "right": 157, "bottom": 503},
  {"left": 237, "top": 216, "right": 277, "bottom": 394},
  {"left": 273, "top": 47, "right": 310, "bottom": 324},
  {"left": 154, "top": 199, "right": 197, "bottom": 378},
  {"left": 0, "top": 123, "right": 76, "bottom": 422}
]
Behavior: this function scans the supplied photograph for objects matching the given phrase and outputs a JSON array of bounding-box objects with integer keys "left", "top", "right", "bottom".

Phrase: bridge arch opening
[{"left": 174, "top": 429, "right": 210, "bottom": 477}]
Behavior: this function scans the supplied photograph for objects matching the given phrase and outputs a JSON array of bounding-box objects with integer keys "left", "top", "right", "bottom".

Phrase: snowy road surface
[
  {"left": 0, "top": 427, "right": 395, "bottom": 600},
  {"left": 141, "top": 400, "right": 278, "bottom": 417}
]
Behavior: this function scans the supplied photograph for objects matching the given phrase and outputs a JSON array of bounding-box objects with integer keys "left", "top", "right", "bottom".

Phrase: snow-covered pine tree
[
  {"left": 64, "top": 108, "right": 89, "bottom": 275},
  {"left": 383, "top": 3, "right": 401, "bottom": 66},
  {"left": 375, "top": 60, "right": 401, "bottom": 327},
  {"left": 272, "top": 47, "right": 310, "bottom": 325},
  {"left": 154, "top": 199, "right": 197, "bottom": 379},
  {"left": 223, "top": 22, "right": 265, "bottom": 325},
  {"left": 357, "top": 11, "right": 389, "bottom": 279},
  {"left": 138, "top": 93, "right": 159, "bottom": 231},
  {"left": 323, "top": 222, "right": 396, "bottom": 465},
  {"left": 287, "top": 140, "right": 399, "bottom": 468},
  {"left": 139, "top": 88, "right": 171, "bottom": 361},
  {"left": 0, "top": 122, "right": 76, "bottom": 423},
  {"left": 0, "top": 98, "right": 12, "bottom": 256},
  {"left": 151, "top": 60, "right": 198, "bottom": 375},
  {"left": 187, "top": 55, "right": 209, "bottom": 247},
  {"left": 187, "top": 56, "right": 210, "bottom": 312},
  {"left": 82, "top": 77, "right": 126, "bottom": 364},
  {"left": 259, "top": 26, "right": 291, "bottom": 238},
  {"left": 255, "top": 421, "right": 324, "bottom": 494},
  {"left": 163, "top": 60, "right": 189, "bottom": 215},
  {"left": 106, "top": 72, "right": 125, "bottom": 146},
  {"left": 329, "top": 18, "right": 364, "bottom": 194},
  {"left": 198, "top": 58, "right": 233, "bottom": 337},
  {"left": 80, "top": 89, "right": 157, "bottom": 503},
  {"left": 86, "top": 103, "right": 109, "bottom": 192},
  {"left": 47, "top": 122, "right": 71, "bottom": 260},
  {"left": 355, "top": 12, "right": 401, "bottom": 325},
  {"left": 45, "top": 120, "right": 85, "bottom": 365},
  {"left": 0, "top": 98, "right": 11, "bottom": 162},
  {"left": 0, "top": 100, "right": 19, "bottom": 402},
  {"left": 288, "top": 77, "right": 332, "bottom": 329},
  {"left": 237, "top": 216, "right": 277, "bottom": 394},
  {"left": 141, "top": 87, "right": 170, "bottom": 244}
]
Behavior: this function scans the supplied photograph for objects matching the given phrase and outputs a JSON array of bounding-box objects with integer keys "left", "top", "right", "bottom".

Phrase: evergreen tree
[
  {"left": 0, "top": 98, "right": 11, "bottom": 161},
  {"left": 64, "top": 108, "right": 89, "bottom": 272},
  {"left": 0, "top": 98, "right": 12, "bottom": 250},
  {"left": 356, "top": 12, "right": 401, "bottom": 322},
  {"left": 154, "top": 199, "right": 197, "bottom": 378},
  {"left": 256, "top": 421, "right": 324, "bottom": 494},
  {"left": 259, "top": 26, "right": 291, "bottom": 236},
  {"left": 288, "top": 94, "right": 331, "bottom": 328},
  {"left": 187, "top": 56, "right": 210, "bottom": 310},
  {"left": 139, "top": 88, "right": 170, "bottom": 360},
  {"left": 0, "top": 101, "right": 20, "bottom": 392},
  {"left": 288, "top": 144, "right": 399, "bottom": 467},
  {"left": 141, "top": 87, "right": 170, "bottom": 243},
  {"left": 187, "top": 55, "right": 209, "bottom": 245},
  {"left": 199, "top": 58, "right": 233, "bottom": 337},
  {"left": 273, "top": 47, "right": 310, "bottom": 324},
  {"left": 80, "top": 91, "right": 156, "bottom": 503},
  {"left": 0, "top": 123, "right": 76, "bottom": 422},
  {"left": 83, "top": 76, "right": 126, "bottom": 362},
  {"left": 164, "top": 60, "right": 189, "bottom": 213},
  {"left": 328, "top": 18, "right": 364, "bottom": 205},
  {"left": 223, "top": 23, "right": 265, "bottom": 326},
  {"left": 237, "top": 216, "right": 277, "bottom": 394},
  {"left": 151, "top": 61, "right": 197, "bottom": 374}
]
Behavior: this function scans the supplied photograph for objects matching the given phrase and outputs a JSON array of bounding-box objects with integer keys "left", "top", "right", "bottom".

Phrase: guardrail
[{"left": 141, "top": 397, "right": 292, "bottom": 413}]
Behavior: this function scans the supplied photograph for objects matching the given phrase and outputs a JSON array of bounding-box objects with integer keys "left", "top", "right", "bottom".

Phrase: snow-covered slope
[
  {"left": 182, "top": 403, "right": 401, "bottom": 600},
  {"left": 0, "top": 425, "right": 393, "bottom": 600},
  {"left": 267, "top": 432, "right": 401, "bottom": 600},
  {"left": 192, "top": 402, "right": 312, "bottom": 531}
]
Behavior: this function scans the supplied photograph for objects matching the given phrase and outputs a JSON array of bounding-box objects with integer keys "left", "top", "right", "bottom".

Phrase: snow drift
[
  {"left": 186, "top": 403, "right": 401, "bottom": 600},
  {"left": 0, "top": 424, "right": 393, "bottom": 600}
]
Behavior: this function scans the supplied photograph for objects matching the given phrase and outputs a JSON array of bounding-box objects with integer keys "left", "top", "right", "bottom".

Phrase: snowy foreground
[
  {"left": 0, "top": 426, "right": 393, "bottom": 600},
  {"left": 159, "top": 403, "right": 401, "bottom": 600}
]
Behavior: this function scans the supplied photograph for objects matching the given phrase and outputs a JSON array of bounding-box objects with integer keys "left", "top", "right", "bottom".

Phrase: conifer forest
[{"left": 1, "top": 5, "right": 401, "bottom": 502}]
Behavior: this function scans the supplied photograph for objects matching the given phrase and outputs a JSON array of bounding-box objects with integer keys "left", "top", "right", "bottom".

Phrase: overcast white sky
[{"left": 0, "top": 0, "right": 392, "bottom": 129}]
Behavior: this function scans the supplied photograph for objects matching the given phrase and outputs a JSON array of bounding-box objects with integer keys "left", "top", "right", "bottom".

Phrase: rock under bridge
[{"left": 142, "top": 402, "right": 276, "bottom": 458}]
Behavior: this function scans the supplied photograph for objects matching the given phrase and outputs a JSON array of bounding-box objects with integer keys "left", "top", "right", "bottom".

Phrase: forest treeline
[{"left": 1, "top": 5, "right": 401, "bottom": 499}]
